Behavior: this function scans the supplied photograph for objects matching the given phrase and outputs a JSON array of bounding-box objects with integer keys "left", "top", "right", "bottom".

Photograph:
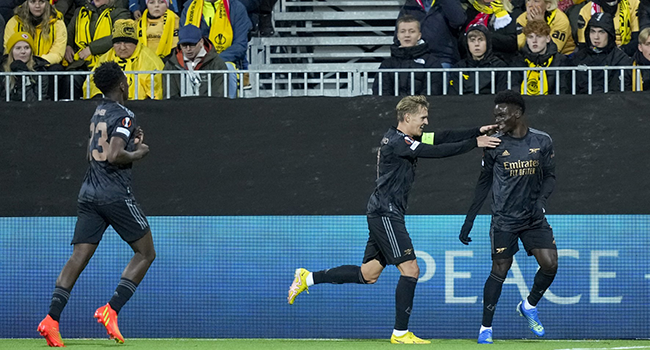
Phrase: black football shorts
[
  {"left": 72, "top": 198, "right": 150, "bottom": 244},
  {"left": 363, "top": 216, "right": 416, "bottom": 266}
]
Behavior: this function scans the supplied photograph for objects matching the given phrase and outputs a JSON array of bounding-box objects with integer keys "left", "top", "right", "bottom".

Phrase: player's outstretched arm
[{"left": 106, "top": 136, "right": 150, "bottom": 165}]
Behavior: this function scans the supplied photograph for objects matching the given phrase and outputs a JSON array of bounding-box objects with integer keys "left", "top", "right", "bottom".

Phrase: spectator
[
  {"left": 1, "top": 32, "right": 49, "bottom": 101},
  {"left": 571, "top": 12, "right": 632, "bottom": 93},
  {"left": 59, "top": 0, "right": 129, "bottom": 98},
  {"left": 516, "top": 0, "right": 575, "bottom": 55},
  {"left": 85, "top": 19, "right": 164, "bottom": 99},
  {"left": 513, "top": 19, "right": 569, "bottom": 94},
  {"left": 398, "top": 0, "right": 466, "bottom": 67},
  {"left": 575, "top": 0, "right": 639, "bottom": 55},
  {"left": 163, "top": 24, "right": 231, "bottom": 97},
  {"left": 372, "top": 15, "right": 444, "bottom": 96},
  {"left": 180, "top": 0, "right": 252, "bottom": 69},
  {"left": 0, "top": 0, "right": 25, "bottom": 23},
  {"left": 137, "top": 0, "right": 179, "bottom": 62},
  {"left": 4, "top": 0, "right": 67, "bottom": 65},
  {"left": 53, "top": 0, "right": 128, "bottom": 24},
  {"left": 64, "top": 0, "right": 130, "bottom": 69},
  {"left": 462, "top": 0, "right": 521, "bottom": 63},
  {"left": 131, "top": 0, "right": 178, "bottom": 20},
  {"left": 631, "top": 27, "right": 650, "bottom": 90},
  {"left": 449, "top": 24, "right": 509, "bottom": 94}
]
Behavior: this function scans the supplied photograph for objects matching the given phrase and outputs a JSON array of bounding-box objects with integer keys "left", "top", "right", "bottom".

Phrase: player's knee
[
  {"left": 540, "top": 260, "right": 557, "bottom": 275},
  {"left": 364, "top": 276, "right": 378, "bottom": 284},
  {"left": 143, "top": 249, "right": 156, "bottom": 264},
  {"left": 492, "top": 258, "right": 512, "bottom": 277},
  {"left": 400, "top": 261, "right": 420, "bottom": 278}
]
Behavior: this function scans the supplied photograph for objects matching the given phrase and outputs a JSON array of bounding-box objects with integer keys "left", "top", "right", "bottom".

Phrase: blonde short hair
[
  {"left": 639, "top": 27, "right": 650, "bottom": 45},
  {"left": 396, "top": 95, "right": 429, "bottom": 122}
]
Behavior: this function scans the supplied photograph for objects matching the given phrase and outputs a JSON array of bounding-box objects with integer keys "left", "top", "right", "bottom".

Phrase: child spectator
[
  {"left": 137, "top": 0, "right": 179, "bottom": 62},
  {"left": 449, "top": 24, "right": 509, "bottom": 94},
  {"left": 463, "top": 0, "right": 520, "bottom": 63}
]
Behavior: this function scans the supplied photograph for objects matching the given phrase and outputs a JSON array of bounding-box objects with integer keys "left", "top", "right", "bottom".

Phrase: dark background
[{"left": 2, "top": 93, "right": 648, "bottom": 216}]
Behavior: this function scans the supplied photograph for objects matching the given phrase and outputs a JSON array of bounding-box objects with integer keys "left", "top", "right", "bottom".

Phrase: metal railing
[{"left": 2, "top": 65, "right": 649, "bottom": 102}]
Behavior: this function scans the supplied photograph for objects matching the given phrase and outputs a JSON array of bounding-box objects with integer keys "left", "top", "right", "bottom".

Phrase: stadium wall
[{"left": 1, "top": 94, "right": 649, "bottom": 339}]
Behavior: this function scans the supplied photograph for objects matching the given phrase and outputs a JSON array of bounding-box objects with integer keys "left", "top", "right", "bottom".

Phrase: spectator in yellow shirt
[
  {"left": 137, "top": 0, "right": 179, "bottom": 63},
  {"left": 4, "top": 0, "right": 67, "bottom": 65},
  {"left": 86, "top": 19, "right": 164, "bottom": 99}
]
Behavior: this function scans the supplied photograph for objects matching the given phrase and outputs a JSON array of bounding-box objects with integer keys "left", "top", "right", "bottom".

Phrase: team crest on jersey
[
  {"left": 529, "top": 148, "right": 540, "bottom": 154},
  {"left": 122, "top": 117, "right": 132, "bottom": 128}
]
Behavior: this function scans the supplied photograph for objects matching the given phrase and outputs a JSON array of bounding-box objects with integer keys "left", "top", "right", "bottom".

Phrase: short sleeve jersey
[
  {"left": 78, "top": 100, "right": 138, "bottom": 204},
  {"left": 482, "top": 128, "right": 555, "bottom": 231}
]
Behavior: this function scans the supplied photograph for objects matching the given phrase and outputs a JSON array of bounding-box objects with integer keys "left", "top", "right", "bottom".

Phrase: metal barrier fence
[{"left": 1, "top": 65, "right": 649, "bottom": 102}]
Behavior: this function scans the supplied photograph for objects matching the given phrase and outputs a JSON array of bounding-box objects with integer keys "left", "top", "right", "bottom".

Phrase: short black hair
[
  {"left": 93, "top": 62, "right": 125, "bottom": 95},
  {"left": 494, "top": 89, "right": 526, "bottom": 115}
]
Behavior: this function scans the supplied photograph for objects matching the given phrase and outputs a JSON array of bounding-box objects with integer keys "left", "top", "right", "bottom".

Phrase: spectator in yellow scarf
[
  {"left": 137, "top": 0, "right": 179, "bottom": 63},
  {"left": 86, "top": 19, "right": 164, "bottom": 99},
  {"left": 4, "top": 0, "right": 67, "bottom": 65}
]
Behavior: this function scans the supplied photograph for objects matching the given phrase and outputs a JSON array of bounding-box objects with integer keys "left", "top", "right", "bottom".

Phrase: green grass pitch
[{"left": 2, "top": 339, "right": 650, "bottom": 350}]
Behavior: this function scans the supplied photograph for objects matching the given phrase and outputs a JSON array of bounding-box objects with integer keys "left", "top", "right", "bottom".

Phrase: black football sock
[
  {"left": 394, "top": 275, "right": 418, "bottom": 331},
  {"left": 48, "top": 286, "right": 71, "bottom": 322},
  {"left": 108, "top": 278, "right": 138, "bottom": 314},
  {"left": 313, "top": 265, "right": 366, "bottom": 284},
  {"left": 482, "top": 272, "right": 506, "bottom": 327},
  {"left": 527, "top": 270, "right": 556, "bottom": 306}
]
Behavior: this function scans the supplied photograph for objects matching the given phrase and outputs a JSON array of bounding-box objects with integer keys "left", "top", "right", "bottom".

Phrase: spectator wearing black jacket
[
  {"left": 399, "top": 0, "right": 466, "bottom": 66},
  {"left": 1, "top": 31, "right": 49, "bottom": 101},
  {"left": 462, "top": 0, "right": 521, "bottom": 64},
  {"left": 632, "top": 27, "right": 650, "bottom": 90},
  {"left": 373, "top": 15, "right": 444, "bottom": 96},
  {"left": 571, "top": 12, "right": 632, "bottom": 93},
  {"left": 449, "top": 24, "right": 509, "bottom": 94}
]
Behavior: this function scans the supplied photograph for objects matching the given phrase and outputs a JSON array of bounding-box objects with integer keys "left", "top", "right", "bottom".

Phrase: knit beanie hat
[
  {"left": 112, "top": 19, "right": 139, "bottom": 45},
  {"left": 6, "top": 32, "right": 35, "bottom": 53}
]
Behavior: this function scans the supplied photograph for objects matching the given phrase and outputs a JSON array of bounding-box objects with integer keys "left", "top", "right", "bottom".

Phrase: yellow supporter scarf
[
  {"left": 138, "top": 9, "right": 176, "bottom": 58},
  {"left": 592, "top": 0, "right": 631, "bottom": 45},
  {"left": 97, "top": 45, "right": 140, "bottom": 98},
  {"left": 618, "top": 0, "right": 631, "bottom": 45},
  {"left": 184, "top": 0, "right": 233, "bottom": 54},
  {"left": 522, "top": 56, "right": 554, "bottom": 95},
  {"left": 632, "top": 61, "right": 644, "bottom": 91},
  {"left": 74, "top": 6, "right": 114, "bottom": 67},
  {"left": 546, "top": 9, "right": 557, "bottom": 26},
  {"left": 470, "top": 0, "right": 508, "bottom": 17},
  {"left": 13, "top": 11, "right": 61, "bottom": 57}
]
